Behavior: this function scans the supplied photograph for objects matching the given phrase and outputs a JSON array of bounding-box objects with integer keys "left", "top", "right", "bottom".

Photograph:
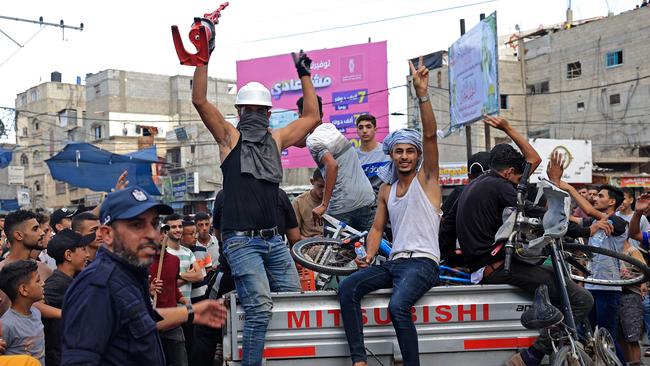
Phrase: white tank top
[{"left": 387, "top": 176, "right": 441, "bottom": 262}]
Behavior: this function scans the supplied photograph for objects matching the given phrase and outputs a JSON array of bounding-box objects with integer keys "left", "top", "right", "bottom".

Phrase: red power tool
[{"left": 171, "top": 2, "right": 229, "bottom": 66}]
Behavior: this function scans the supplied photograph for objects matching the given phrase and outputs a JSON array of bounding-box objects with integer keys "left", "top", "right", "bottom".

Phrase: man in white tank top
[{"left": 338, "top": 56, "right": 442, "bottom": 366}]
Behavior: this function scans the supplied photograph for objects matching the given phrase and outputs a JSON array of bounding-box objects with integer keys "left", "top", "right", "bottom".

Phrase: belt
[
  {"left": 391, "top": 251, "right": 439, "bottom": 263},
  {"left": 482, "top": 260, "right": 504, "bottom": 279},
  {"left": 232, "top": 227, "right": 279, "bottom": 239}
]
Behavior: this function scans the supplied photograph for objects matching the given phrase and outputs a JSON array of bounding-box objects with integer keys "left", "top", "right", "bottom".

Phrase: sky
[{"left": 0, "top": 0, "right": 642, "bottom": 142}]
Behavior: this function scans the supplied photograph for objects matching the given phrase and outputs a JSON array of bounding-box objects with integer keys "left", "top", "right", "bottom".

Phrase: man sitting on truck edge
[{"left": 338, "top": 56, "right": 441, "bottom": 366}]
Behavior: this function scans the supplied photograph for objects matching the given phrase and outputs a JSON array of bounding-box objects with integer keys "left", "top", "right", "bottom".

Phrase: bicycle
[
  {"left": 291, "top": 214, "right": 471, "bottom": 289},
  {"left": 498, "top": 164, "right": 650, "bottom": 366}
]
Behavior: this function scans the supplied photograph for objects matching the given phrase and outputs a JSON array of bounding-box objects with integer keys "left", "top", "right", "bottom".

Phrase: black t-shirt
[
  {"left": 439, "top": 186, "right": 465, "bottom": 266},
  {"left": 456, "top": 171, "right": 517, "bottom": 272},
  {"left": 43, "top": 269, "right": 74, "bottom": 366},
  {"left": 213, "top": 188, "right": 298, "bottom": 273},
  {"left": 220, "top": 138, "right": 279, "bottom": 231}
]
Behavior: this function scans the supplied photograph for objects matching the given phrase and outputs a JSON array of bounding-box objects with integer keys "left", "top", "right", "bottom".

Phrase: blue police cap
[{"left": 100, "top": 187, "right": 173, "bottom": 225}]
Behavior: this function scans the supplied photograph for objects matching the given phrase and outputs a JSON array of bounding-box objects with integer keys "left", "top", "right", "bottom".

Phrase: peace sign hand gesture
[{"left": 409, "top": 55, "right": 429, "bottom": 96}]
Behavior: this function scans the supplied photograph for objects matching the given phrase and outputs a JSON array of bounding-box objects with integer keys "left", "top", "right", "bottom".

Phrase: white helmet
[{"left": 235, "top": 82, "right": 273, "bottom": 107}]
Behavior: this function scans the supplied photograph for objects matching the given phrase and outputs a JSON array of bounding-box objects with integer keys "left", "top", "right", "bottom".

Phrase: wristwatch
[
  {"left": 185, "top": 303, "right": 194, "bottom": 324},
  {"left": 417, "top": 95, "right": 430, "bottom": 104}
]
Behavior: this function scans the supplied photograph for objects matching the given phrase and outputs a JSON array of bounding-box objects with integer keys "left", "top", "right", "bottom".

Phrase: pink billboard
[{"left": 236, "top": 41, "right": 388, "bottom": 168}]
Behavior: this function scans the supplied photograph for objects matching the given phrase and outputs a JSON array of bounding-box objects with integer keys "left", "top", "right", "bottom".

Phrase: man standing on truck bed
[
  {"left": 338, "top": 56, "right": 441, "bottom": 366},
  {"left": 192, "top": 37, "right": 321, "bottom": 365}
]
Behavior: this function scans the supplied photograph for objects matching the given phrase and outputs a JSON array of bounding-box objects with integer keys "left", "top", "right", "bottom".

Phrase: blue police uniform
[{"left": 61, "top": 246, "right": 166, "bottom": 365}]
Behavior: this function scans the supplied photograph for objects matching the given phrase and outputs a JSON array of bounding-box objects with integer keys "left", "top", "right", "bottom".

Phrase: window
[
  {"left": 167, "top": 148, "right": 181, "bottom": 166},
  {"left": 610, "top": 94, "right": 621, "bottom": 105},
  {"left": 55, "top": 181, "right": 66, "bottom": 195},
  {"left": 30, "top": 90, "right": 38, "bottom": 102},
  {"left": 22, "top": 127, "right": 27, "bottom": 137},
  {"left": 577, "top": 102, "right": 585, "bottom": 112},
  {"left": 605, "top": 50, "right": 623, "bottom": 68},
  {"left": 59, "top": 109, "right": 78, "bottom": 127},
  {"left": 227, "top": 83, "right": 237, "bottom": 94},
  {"left": 526, "top": 81, "right": 549, "bottom": 95},
  {"left": 567, "top": 61, "right": 582, "bottom": 79},
  {"left": 34, "top": 181, "right": 40, "bottom": 192},
  {"left": 20, "top": 95, "right": 27, "bottom": 106},
  {"left": 191, "top": 145, "right": 196, "bottom": 154},
  {"left": 529, "top": 129, "right": 551, "bottom": 139},
  {"left": 32, "top": 120, "right": 39, "bottom": 131},
  {"left": 94, "top": 84, "right": 101, "bottom": 95},
  {"left": 500, "top": 94, "right": 509, "bottom": 109},
  {"left": 189, "top": 79, "right": 193, "bottom": 89},
  {"left": 33, "top": 151, "right": 40, "bottom": 161},
  {"left": 94, "top": 125, "right": 103, "bottom": 140},
  {"left": 20, "top": 154, "right": 28, "bottom": 167}
]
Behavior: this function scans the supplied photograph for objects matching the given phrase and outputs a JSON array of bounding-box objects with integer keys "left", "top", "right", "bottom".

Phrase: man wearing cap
[
  {"left": 43, "top": 229, "right": 91, "bottom": 366},
  {"left": 192, "top": 41, "right": 320, "bottom": 364},
  {"left": 50, "top": 208, "right": 76, "bottom": 234},
  {"left": 61, "top": 187, "right": 226, "bottom": 366},
  {"left": 338, "top": 57, "right": 442, "bottom": 366}
]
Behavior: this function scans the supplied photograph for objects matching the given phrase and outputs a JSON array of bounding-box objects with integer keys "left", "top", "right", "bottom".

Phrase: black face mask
[{"left": 238, "top": 111, "right": 270, "bottom": 142}]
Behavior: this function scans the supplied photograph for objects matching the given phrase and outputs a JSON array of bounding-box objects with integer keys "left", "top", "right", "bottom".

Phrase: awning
[{"left": 46, "top": 143, "right": 161, "bottom": 195}]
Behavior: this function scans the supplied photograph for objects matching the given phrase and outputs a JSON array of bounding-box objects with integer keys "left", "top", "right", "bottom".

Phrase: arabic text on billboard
[
  {"left": 236, "top": 42, "right": 388, "bottom": 168},
  {"left": 448, "top": 12, "right": 499, "bottom": 128}
]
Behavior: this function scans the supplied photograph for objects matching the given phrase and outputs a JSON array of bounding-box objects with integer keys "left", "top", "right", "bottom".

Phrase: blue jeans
[
  {"left": 338, "top": 258, "right": 439, "bottom": 365},
  {"left": 644, "top": 295, "right": 650, "bottom": 341},
  {"left": 588, "top": 289, "right": 625, "bottom": 364},
  {"left": 223, "top": 232, "right": 301, "bottom": 366}
]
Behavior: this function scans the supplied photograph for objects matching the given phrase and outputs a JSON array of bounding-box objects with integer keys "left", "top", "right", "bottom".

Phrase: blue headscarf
[{"left": 377, "top": 128, "right": 423, "bottom": 184}]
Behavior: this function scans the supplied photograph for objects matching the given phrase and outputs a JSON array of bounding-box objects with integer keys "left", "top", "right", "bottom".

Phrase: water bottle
[
  {"left": 354, "top": 242, "right": 367, "bottom": 259},
  {"left": 591, "top": 219, "right": 613, "bottom": 247}
]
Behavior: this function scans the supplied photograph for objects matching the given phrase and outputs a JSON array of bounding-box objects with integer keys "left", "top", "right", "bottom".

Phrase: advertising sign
[
  {"left": 237, "top": 42, "right": 388, "bottom": 168},
  {"left": 439, "top": 163, "right": 469, "bottom": 186},
  {"left": 8, "top": 166, "right": 24, "bottom": 185},
  {"left": 448, "top": 12, "right": 499, "bottom": 128},
  {"left": 172, "top": 173, "right": 187, "bottom": 200},
  {"left": 612, "top": 176, "right": 650, "bottom": 188},
  {"left": 529, "top": 139, "right": 592, "bottom": 183}
]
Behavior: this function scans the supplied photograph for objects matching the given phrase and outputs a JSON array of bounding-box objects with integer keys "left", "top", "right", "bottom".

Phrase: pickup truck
[{"left": 222, "top": 284, "right": 536, "bottom": 365}]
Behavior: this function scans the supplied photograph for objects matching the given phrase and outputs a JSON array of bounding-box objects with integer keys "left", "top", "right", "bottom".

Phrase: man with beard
[
  {"left": 60, "top": 187, "right": 226, "bottom": 365},
  {"left": 43, "top": 229, "right": 92, "bottom": 366},
  {"left": 192, "top": 43, "right": 320, "bottom": 364},
  {"left": 0, "top": 210, "right": 58, "bottom": 319},
  {"left": 71, "top": 212, "right": 102, "bottom": 262}
]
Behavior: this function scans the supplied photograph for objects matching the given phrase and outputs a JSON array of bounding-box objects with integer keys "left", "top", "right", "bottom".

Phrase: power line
[{"left": 238, "top": 0, "right": 498, "bottom": 44}]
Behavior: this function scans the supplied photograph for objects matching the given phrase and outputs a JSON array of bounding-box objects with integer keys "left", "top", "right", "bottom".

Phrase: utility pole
[
  {"left": 517, "top": 32, "right": 529, "bottom": 137},
  {"left": 480, "top": 13, "right": 491, "bottom": 151},
  {"left": 460, "top": 19, "right": 472, "bottom": 161}
]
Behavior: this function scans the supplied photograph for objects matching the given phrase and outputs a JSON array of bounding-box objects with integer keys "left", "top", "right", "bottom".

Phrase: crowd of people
[{"left": 0, "top": 43, "right": 649, "bottom": 366}]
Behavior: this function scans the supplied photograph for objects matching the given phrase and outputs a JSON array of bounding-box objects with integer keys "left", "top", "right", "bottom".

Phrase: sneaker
[
  {"left": 521, "top": 285, "right": 563, "bottom": 330},
  {"left": 644, "top": 347, "right": 650, "bottom": 358}
]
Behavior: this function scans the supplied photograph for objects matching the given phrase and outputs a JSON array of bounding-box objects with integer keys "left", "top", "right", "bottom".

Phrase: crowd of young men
[{"left": 0, "top": 45, "right": 649, "bottom": 366}]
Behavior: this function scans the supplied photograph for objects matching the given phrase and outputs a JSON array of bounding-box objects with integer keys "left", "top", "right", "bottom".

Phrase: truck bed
[{"left": 223, "top": 284, "right": 537, "bottom": 365}]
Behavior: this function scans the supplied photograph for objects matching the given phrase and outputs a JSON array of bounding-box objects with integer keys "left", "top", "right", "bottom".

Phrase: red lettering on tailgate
[
  {"left": 327, "top": 309, "right": 341, "bottom": 327},
  {"left": 288, "top": 311, "right": 310, "bottom": 329},
  {"left": 422, "top": 306, "right": 429, "bottom": 323},
  {"left": 374, "top": 308, "right": 391, "bottom": 325},
  {"left": 483, "top": 304, "right": 490, "bottom": 320},
  {"left": 315, "top": 310, "right": 323, "bottom": 328},
  {"left": 361, "top": 309, "right": 368, "bottom": 325},
  {"left": 458, "top": 304, "right": 477, "bottom": 321},
  {"left": 411, "top": 307, "right": 417, "bottom": 322},
  {"left": 435, "top": 305, "right": 452, "bottom": 322}
]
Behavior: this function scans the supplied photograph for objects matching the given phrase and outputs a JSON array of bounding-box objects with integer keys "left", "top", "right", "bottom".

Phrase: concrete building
[
  {"left": 82, "top": 69, "right": 237, "bottom": 213},
  {"left": 411, "top": 7, "right": 650, "bottom": 187},
  {"left": 13, "top": 73, "right": 92, "bottom": 209}
]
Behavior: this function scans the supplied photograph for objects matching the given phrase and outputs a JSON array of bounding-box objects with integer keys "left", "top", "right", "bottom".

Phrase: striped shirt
[{"left": 166, "top": 246, "right": 196, "bottom": 301}]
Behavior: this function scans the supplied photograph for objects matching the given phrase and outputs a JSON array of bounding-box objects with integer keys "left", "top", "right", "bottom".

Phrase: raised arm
[
  {"left": 192, "top": 65, "right": 239, "bottom": 158},
  {"left": 630, "top": 193, "right": 650, "bottom": 242},
  {"left": 547, "top": 151, "right": 607, "bottom": 221},
  {"left": 312, "top": 153, "right": 337, "bottom": 225},
  {"left": 483, "top": 115, "right": 542, "bottom": 174},
  {"left": 411, "top": 56, "right": 441, "bottom": 209},
  {"left": 273, "top": 51, "right": 321, "bottom": 150}
]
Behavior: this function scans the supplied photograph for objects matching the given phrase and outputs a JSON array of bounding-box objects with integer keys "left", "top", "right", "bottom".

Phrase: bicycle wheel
[
  {"left": 593, "top": 327, "right": 622, "bottom": 366},
  {"left": 291, "top": 237, "right": 358, "bottom": 276},
  {"left": 561, "top": 242, "right": 650, "bottom": 286},
  {"left": 551, "top": 345, "right": 594, "bottom": 366}
]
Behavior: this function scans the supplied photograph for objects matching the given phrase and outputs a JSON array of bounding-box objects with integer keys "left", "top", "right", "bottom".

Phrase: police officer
[{"left": 61, "top": 187, "right": 226, "bottom": 365}]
